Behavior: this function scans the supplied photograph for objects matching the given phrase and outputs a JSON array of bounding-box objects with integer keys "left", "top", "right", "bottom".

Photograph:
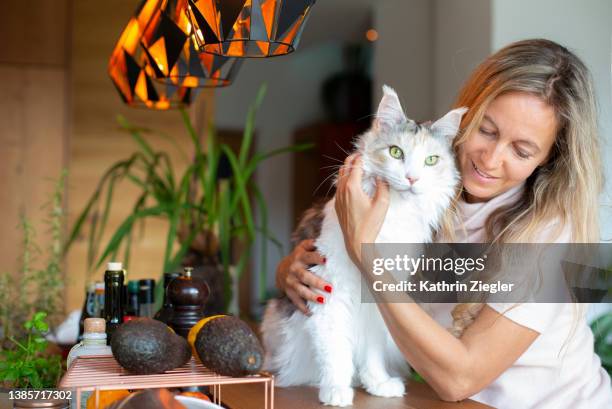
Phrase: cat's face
[
  {"left": 360, "top": 126, "right": 455, "bottom": 194},
  {"left": 356, "top": 86, "right": 466, "bottom": 197}
]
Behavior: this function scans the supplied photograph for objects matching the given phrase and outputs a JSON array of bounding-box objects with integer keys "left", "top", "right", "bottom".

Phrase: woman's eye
[
  {"left": 389, "top": 146, "right": 404, "bottom": 159},
  {"left": 479, "top": 127, "right": 496, "bottom": 138},
  {"left": 424, "top": 155, "right": 439, "bottom": 166},
  {"left": 515, "top": 148, "right": 531, "bottom": 159}
]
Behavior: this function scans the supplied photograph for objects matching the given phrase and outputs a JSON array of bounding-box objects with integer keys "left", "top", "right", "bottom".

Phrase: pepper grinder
[
  {"left": 154, "top": 271, "right": 181, "bottom": 324},
  {"left": 167, "top": 267, "right": 210, "bottom": 338}
]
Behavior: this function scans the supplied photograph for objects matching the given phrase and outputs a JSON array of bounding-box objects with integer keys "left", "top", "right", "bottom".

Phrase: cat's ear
[
  {"left": 374, "top": 85, "right": 409, "bottom": 131},
  {"left": 431, "top": 107, "right": 468, "bottom": 139}
]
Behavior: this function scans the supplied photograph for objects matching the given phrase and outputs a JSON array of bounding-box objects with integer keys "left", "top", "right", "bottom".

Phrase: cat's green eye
[
  {"left": 389, "top": 146, "right": 404, "bottom": 160},
  {"left": 425, "top": 155, "right": 439, "bottom": 166}
]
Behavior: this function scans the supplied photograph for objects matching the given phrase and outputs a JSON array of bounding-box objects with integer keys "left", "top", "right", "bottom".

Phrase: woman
[{"left": 275, "top": 39, "right": 611, "bottom": 407}]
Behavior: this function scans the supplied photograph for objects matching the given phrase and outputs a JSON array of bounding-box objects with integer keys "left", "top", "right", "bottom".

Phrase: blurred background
[{"left": 0, "top": 0, "right": 610, "bottom": 323}]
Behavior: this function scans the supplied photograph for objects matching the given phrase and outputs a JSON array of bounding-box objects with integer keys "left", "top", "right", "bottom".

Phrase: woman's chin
[{"left": 463, "top": 182, "right": 497, "bottom": 203}]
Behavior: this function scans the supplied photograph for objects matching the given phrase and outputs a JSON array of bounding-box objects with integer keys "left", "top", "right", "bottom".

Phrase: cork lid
[{"left": 84, "top": 318, "right": 106, "bottom": 333}]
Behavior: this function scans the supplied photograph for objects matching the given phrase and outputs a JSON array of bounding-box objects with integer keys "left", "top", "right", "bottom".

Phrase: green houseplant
[
  {"left": 66, "top": 84, "right": 310, "bottom": 311},
  {"left": 0, "top": 312, "right": 63, "bottom": 388},
  {"left": 1, "top": 172, "right": 68, "bottom": 390},
  {"left": 1, "top": 171, "right": 67, "bottom": 342}
]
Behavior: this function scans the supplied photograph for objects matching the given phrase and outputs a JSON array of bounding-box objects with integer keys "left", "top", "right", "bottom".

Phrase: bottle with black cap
[
  {"left": 138, "top": 278, "right": 156, "bottom": 318},
  {"left": 104, "top": 262, "right": 125, "bottom": 344}
]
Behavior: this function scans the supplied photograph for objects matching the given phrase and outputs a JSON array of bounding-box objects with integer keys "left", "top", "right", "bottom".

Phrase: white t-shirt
[{"left": 428, "top": 183, "right": 612, "bottom": 408}]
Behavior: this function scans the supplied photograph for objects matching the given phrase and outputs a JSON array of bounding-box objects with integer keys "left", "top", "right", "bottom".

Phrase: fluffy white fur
[{"left": 262, "top": 85, "right": 466, "bottom": 406}]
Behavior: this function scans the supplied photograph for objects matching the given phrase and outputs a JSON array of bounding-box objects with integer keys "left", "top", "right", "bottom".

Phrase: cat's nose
[{"left": 406, "top": 176, "right": 418, "bottom": 185}]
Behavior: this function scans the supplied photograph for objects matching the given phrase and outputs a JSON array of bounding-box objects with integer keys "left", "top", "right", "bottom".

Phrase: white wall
[
  {"left": 491, "top": 0, "right": 612, "bottom": 242},
  {"left": 433, "top": 0, "right": 491, "bottom": 116},
  {"left": 373, "top": 0, "right": 491, "bottom": 120},
  {"left": 373, "top": 0, "right": 434, "bottom": 122}
]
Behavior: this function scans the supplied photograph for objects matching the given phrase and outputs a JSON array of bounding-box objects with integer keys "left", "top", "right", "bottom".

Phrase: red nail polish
[
  {"left": 317, "top": 296, "right": 325, "bottom": 304},
  {"left": 322, "top": 257, "right": 327, "bottom": 264},
  {"left": 324, "top": 285, "right": 333, "bottom": 293}
]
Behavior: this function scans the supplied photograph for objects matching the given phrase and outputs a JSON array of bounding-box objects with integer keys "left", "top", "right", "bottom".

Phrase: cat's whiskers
[
  {"left": 333, "top": 142, "right": 354, "bottom": 157},
  {"left": 321, "top": 155, "right": 345, "bottom": 165},
  {"left": 313, "top": 169, "right": 344, "bottom": 196}
]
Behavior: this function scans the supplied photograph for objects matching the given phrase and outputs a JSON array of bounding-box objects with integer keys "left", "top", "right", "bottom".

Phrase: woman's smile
[{"left": 470, "top": 160, "right": 500, "bottom": 183}]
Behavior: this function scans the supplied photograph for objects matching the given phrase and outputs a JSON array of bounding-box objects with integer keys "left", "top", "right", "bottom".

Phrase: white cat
[{"left": 261, "top": 85, "right": 466, "bottom": 406}]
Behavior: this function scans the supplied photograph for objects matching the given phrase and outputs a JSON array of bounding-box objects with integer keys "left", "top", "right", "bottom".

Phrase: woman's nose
[{"left": 480, "top": 144, "right": 504, "bottom": 170}]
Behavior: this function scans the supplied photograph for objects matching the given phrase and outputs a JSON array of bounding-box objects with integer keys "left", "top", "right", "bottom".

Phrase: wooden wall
[
  {"left": 0, "top": 0, "right": 215, "bottom": 314},
  {"left": 0, "top": 0, "right": 70, "bottom": 285}
]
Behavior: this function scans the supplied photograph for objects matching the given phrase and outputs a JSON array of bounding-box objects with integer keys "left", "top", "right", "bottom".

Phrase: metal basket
[{"left": 58, "top": 355, "right": 274, "bottom": 408}]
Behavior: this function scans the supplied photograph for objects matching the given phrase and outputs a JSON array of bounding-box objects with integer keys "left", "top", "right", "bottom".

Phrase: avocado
[
  {"left": 169, "top": 333, "right": 192, "bottom": 367},
  {"left": 192, "top": 315, "right": 263, "bottom": 377},
  {"left": 111, "top": 318, "right": 191, "bottom": 374}
]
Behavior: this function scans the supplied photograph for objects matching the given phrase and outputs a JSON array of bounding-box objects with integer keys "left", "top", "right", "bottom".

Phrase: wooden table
[{"left": 219, "top": 379, "right": 493, "bottom": 409}]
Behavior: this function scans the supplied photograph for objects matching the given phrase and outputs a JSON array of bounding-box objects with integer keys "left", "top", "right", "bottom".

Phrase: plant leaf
[
  {"left": 95, "top": 205, "right": 169, "bottom": 269},
  {"left": 117, "top": 115, "right": 155, "bottom": 160},
  {"left": 220, "top": 145, "right": 255, "bottom": 239}
]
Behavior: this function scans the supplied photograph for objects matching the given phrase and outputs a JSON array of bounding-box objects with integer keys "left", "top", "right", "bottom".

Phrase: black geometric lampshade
[
  {"left": 108, "top": 0, "right": 199, "bottom": 109},
  {"left": 141, "top": 0, "right": 243, "bottom": 87},
  {"left": 186, "top": 0, "right": 317, "bottom": 58}
]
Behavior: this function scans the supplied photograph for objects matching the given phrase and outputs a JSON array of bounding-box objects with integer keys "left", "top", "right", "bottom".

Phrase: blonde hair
[{"left": 448, "top": 39, "right": 603, "bottom": 335}]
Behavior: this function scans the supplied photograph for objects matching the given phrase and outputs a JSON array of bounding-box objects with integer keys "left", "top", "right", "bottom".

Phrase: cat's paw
[
  {"left": 364, "top": 376, "right": 405, "bottom": 398},
  {"left": 318, "top": 385, "right": 354, "bottom": 406}
]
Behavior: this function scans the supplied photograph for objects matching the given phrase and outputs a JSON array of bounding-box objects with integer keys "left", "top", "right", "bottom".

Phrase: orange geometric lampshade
[
  {"left": 141, "top": 0, "right": 242, "bottom": 88},
  {"left": 108, "top": 0, "right": 198, "bottom": 109},
  {"left": 186, "top": 0, "right": 317, "bottom": 58}
]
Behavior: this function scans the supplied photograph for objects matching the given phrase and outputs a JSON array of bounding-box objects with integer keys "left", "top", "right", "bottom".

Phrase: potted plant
[
  {"left": 65, "top": 84, "right": 311, "bottom": 313},
  {"left": 0, "top": 173, "right": 68, "bottom": 407}
]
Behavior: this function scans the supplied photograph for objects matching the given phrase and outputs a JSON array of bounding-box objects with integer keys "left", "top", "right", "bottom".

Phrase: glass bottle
[
  {"left": 94, "top": 281, "right": 105, "bottom": 317},
  {"left": 138, "top": 279, "right": 155, "bottom": 318},
  {"left": 67, "top": 318, "right": 112, "bottom": 409},
  {"left": 124, "top": 280, "right": 140, "bottom": 318},
  {"left": 67, "top": 318, "right": 112, "bottom": 367},
  {"left": 104, "top": 262, "right": 125, "bottom": 344}
]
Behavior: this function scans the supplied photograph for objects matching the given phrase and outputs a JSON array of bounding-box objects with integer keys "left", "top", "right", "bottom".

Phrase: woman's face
[{"left": 458, "top": 92, "right": 558, "bottom": 203}]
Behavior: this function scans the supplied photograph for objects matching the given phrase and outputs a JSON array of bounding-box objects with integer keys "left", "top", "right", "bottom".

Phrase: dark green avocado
[
  {"left": 111, "top": 318, "right": 191, "bottom": 374},
  {"left": 168, "top": 333, "right": 192, "bottom": 367},
  {"left": 194, "top": 316, "right": 263, "bottom": 377}
]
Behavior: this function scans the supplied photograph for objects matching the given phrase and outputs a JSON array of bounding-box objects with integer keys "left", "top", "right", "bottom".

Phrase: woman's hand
[
  {"left": 335, "top": 154, "right": 390, "bottom": 266},
  {"left": 275, "top": 239, "right": 332, "bottom": 316}
]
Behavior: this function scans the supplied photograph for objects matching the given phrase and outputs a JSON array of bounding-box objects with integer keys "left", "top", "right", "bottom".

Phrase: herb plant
[
  {"left": 0, "top": 312, "right": 63, "bottom": 388},
  {"left": 0, "top": 171, "right": 67, "bottom": 341}
]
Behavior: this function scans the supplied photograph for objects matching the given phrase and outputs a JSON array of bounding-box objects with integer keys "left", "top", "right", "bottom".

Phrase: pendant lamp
[
  {"left": 141, "top": 0, "right": 242, "bottom": 88},
  {"left": 186, "top": 0, "right": 317, "bottom": 58},
  {"left": 108, "top": 0, "right": 196, "bottom": 109},
  {"left": 109, "top": 0, "right": 242, "bottom": 109}
]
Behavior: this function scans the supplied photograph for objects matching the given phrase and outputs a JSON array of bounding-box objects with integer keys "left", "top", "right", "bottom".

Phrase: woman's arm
[
  {"left": 377, "top": 300, "right": 538, "bottom": 401},
  {"left": 335, "top": 154, "right": 539, "bottom": 401}
]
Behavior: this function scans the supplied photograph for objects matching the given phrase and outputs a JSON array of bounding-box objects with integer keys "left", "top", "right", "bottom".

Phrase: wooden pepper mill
[{"left": 167, "top": 266, "right": 210, "bottom": 338}]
